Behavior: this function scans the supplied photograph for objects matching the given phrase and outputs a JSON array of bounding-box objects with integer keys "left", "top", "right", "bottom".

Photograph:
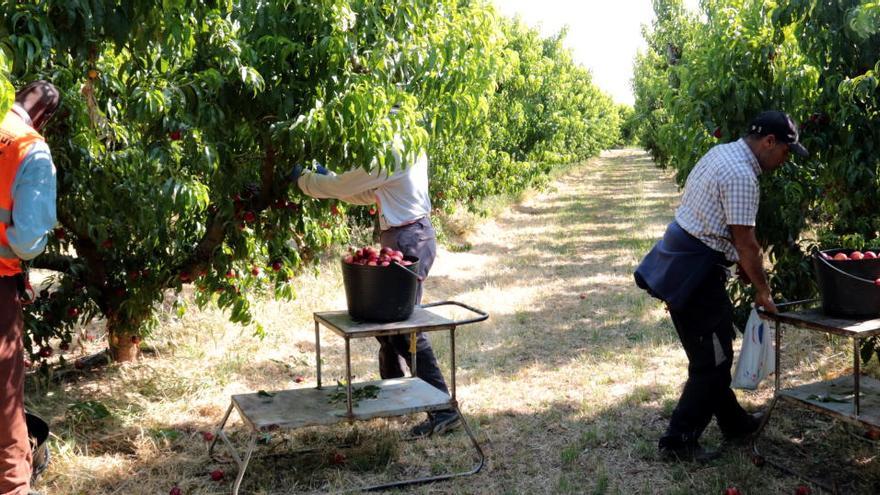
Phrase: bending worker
[
  {"left": 292, "top": 133, "right": 461, "bottom": 438},
  {"left": 634, "top": 111, "right": 807, "bottom": 462}
]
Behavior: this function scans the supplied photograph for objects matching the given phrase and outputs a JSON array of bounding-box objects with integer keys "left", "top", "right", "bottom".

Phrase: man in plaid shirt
[{"left": 635, "top": 111, "right": 808, "bottom": 462}]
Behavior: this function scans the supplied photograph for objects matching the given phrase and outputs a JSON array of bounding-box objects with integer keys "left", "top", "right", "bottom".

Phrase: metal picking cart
[
  {"left": 752, "top": 301, "right": 880, "bottom": 488},
  {"left": 209, "top": 300, "right": 489, "bottom": 494}
]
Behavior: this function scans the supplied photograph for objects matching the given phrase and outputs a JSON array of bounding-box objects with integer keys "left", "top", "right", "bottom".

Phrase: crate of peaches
[
  {"left": 814, "top": 248, "right": 880, "bottom": 318},
  {"left": 343, "top": 246, "right": 414, "bottom": 267},
  {"left": 341, "top": 245, "right": 420, "bottom": 322}
]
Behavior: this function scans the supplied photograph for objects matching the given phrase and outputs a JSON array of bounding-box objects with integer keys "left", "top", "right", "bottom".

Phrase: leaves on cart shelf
[
  {"left": 806, "top": 393, "right": 860, "bottom": 403},
  {"left": 327, "top": 382, "right": 381, "bottom": 407},
  {"left": 257, "top": 390, "right": 276, "bottom": 398}
]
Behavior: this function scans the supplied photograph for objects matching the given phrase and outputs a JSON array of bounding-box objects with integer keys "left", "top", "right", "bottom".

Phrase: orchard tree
[
  {"left": 1, "top": 0, "right": 505, "bottom": 363},
  {"left": 430, "top": 16, "right": 620, "bottom": 213}
]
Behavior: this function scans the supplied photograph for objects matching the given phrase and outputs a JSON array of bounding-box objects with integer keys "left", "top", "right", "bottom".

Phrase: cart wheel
[{"left": 751, "top": 454, "right": 765, "bottom": 468}]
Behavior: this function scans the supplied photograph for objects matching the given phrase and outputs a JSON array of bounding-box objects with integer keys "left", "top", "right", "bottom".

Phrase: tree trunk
[{"left": 106, "top": 313, "right": 141, "bottom": 362}]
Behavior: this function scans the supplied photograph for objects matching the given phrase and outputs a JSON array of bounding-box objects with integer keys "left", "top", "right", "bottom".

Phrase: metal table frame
[
  {"left": 751, "top": 301, "right": 880, "bottom": 489},
  {"left": 209, "top": 300, "right": 489, "bottom": 494}
]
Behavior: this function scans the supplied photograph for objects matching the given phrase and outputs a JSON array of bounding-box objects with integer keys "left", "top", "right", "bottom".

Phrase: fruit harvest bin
[
  {"left": 814, "top": 248, "right": 880, "bottom": 318},
  {"left": 341, "top": 246, "right": 421, "bottom": 322}
]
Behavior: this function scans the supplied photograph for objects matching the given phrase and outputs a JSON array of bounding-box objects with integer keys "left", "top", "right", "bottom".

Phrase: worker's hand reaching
[{"left": 289, "top": 164, "right": 303, "bottom": 183}]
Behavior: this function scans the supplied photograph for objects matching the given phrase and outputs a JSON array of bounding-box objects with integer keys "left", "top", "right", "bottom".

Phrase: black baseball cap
[{"left": 747, "top": 110, "right": 808, "bottom": 157}]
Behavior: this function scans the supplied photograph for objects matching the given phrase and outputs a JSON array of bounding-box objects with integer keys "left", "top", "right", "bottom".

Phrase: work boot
[
  {"left": 722, "top": 411, "right": 765, "bottom": 445},
  {"left": 409, "top": 411, "right": 462, "bottom": 438}
]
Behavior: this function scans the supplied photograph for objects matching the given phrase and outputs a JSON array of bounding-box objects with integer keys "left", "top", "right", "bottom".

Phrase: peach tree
[
  {"left": 430, "top": 16, "right": 620, "bottom": 213},
  {"left": 2, "top": 0, "right": 504, "bottom": 363}
]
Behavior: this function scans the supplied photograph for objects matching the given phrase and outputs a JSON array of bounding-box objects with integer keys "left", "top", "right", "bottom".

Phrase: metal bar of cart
[
  {"left": 450, "top": 326, "right": 457, "bottom": 401},
  {"left": 410, "top": 331, "right": 418, "bottom": 377},
  {"left": 315, "top": 320, "right": 322, "bottom": 389},
  {"left": 774, "top": 320, "right": 781, "bottom": 394},
  {"left": 420, "top": 300, "right": 489, "bottom": 326},
  {"left": 854, "top": 337, "right": 861, "bottom": 416},
  {"left": 345, "top": 337, "right": 353, "bottom": 417}
]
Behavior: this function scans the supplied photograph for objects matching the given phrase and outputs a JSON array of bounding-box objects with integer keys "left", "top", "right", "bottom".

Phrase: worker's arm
[
  {"left": 730, "top": 224, "right": 777, "bottom": 313},
  {"left": 6, "top": 142, "right": 57, "bottom": 260},
  {"left": 298, "top": 166, "right": 392, "bottom": 200}
]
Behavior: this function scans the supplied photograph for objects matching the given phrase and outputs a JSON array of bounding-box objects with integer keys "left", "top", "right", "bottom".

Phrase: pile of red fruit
[
  {"left": 820, "top": 250, "right": 878, "bottom": 261},
  {"left": 343, "top": 246, "right": 413, "bottom": 267}
]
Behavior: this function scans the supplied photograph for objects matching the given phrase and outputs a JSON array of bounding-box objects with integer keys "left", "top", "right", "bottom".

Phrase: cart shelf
[
  {"left": 232, "top": 377, "right": 454, "bottom": 432},
  {"left": 777, "top": 375, "right": 880, "bottom": 428}
]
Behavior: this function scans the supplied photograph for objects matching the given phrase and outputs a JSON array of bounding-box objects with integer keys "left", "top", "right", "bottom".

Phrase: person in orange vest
[{"left": 0, "top": 80, "right": 59, "bottom": 495}]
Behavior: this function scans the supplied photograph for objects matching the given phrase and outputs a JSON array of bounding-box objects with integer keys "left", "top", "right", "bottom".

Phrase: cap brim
[{"left": 790, "top": 142, "right": 808, "bottom": 157}]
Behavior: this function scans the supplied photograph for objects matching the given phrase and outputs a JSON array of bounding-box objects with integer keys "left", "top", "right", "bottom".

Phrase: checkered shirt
[{"left": 674, "top": 138, "right": 762, "bottom": 262}]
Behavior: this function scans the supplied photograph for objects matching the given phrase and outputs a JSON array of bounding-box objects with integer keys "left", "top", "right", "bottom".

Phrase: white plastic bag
[{"left": 732, "top": 308, "right": 775, "bottom": 390}]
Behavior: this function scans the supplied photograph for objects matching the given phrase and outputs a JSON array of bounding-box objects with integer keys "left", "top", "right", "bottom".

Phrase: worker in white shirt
[{"left": 292, "top": 137, "right": 461, "bottom": 438}]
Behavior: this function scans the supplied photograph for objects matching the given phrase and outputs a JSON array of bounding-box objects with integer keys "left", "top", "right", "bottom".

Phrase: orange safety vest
[{"left": 0, "top": 110, "right": 44, "bottom": 276}]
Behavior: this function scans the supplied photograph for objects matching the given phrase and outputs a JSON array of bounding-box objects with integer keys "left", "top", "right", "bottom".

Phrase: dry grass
[{"left": 26, "top": 149, "right": 880, "bottom": 494}]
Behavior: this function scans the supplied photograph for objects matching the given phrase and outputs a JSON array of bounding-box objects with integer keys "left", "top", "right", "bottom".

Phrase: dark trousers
[
  {"left": 0, "top": 277, "right": 30, "bottom": 495},
  {"left": 377, "top": 218, "right": 450, "bottom": 397},
  {"left": 659, "top": 266, "right": 751, "bottom": 448}
]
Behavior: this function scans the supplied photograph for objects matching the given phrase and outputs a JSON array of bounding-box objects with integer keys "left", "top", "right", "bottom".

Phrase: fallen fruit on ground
[
  {"left": 169, "top": 486, "right": 182, "bottom": 495},
  {"left": 202, "top": 431, "right": 215, "bottom": 442},
  {"left": 794, "top": 485, "right": 811, "bottom": 495},
  {"left": 724, "top": 487, "right": 741, "bottom": 495},
  {"left": 210, "top": 469, "right": 224, "bottom": 481}
]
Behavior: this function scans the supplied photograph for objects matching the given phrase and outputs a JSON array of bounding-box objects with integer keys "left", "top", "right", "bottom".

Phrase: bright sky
[{"left": 493, "top": 0, "right": 699, "bottom": 106}]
